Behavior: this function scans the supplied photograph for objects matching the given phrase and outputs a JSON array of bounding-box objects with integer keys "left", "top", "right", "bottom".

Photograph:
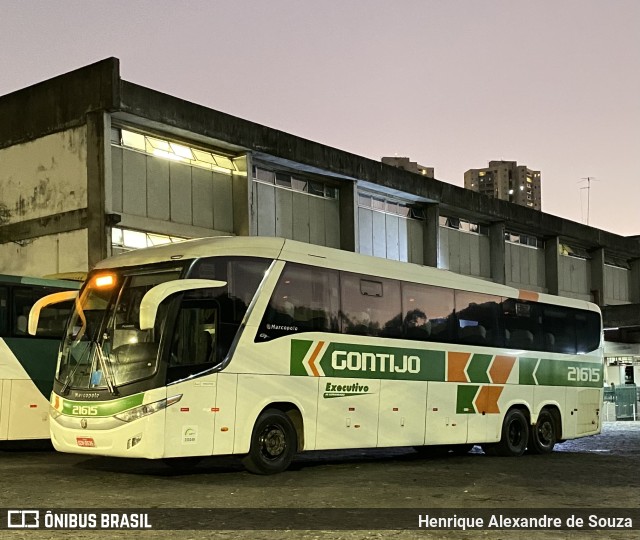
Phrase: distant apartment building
[
  {"left": 464, "top": 160, "right": 541, "bottom": 210},
  {"left": 382, "top": 156, "right": 434, "bottom": 178}
]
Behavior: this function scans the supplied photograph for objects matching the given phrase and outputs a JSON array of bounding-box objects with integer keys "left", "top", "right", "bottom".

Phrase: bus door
[
  {"left": 377, "top": 380, "right": 427, "bottom": 447},
  {"left": 315, "top": 377, "right": 380, "bottom": 450},
  {"left": 163, "top": 294, "right": 222, "bottom": 458},
  {"left": 424, "top": 381, "right": 468, "bottom": 444},
  {"left": 0, "top": 380, "right": 7, "bottom": 439}
]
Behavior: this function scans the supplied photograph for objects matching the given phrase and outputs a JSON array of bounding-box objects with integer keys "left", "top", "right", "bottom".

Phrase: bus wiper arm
[
  {"left": 60, "top": 339, "right": 92, "bottom": 396},
  {"left": 95, "top": 341, "right": 119, "bottom": 397}
]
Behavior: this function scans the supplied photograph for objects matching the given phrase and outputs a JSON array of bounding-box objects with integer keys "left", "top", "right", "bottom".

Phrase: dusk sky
[{"left": 2, "top": 1, "right": 638, "bottom": 235}]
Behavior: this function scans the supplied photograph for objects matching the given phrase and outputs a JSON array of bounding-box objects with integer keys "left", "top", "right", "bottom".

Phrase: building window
[
  {"left": 111, "top": 227, "right": 187, "bottom": 252},
  {"left": 253, "top": 167, "right": 338, "bottom": 200},
  {"left": 439, "top": 216, "right": 488, "bottom": 235},
  {"left": 114, "top": 128, "right": 238, "bottom": 174},
  {"left": 357, "top": 192, "right": 420, "bottom": 219},
  {"left": 505, "top": 232, "right": 540, "bottom": 248}
]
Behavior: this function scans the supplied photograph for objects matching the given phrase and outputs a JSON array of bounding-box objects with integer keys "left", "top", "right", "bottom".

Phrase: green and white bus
[
  {"left": 32, "top": 237, "right": 603, "bottom": 473},
  {"left": 1, "top": 274, "right": 80, "bottom": 441}
]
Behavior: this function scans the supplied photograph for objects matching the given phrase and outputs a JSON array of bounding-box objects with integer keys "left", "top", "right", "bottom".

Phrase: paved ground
[{"left": 1, "top": 422, "right": 639, "bottom": 539}]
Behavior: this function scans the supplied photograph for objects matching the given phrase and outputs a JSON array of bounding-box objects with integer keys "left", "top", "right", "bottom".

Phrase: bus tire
[
  {"left": 243, "top": 409, "right": 297, "bottom": 475},
  {"left": 488, "top": 408, "right": 529, "bottom": 457},
  {"left": 528, "top": 409, "right": 557, "bottom": 454}
]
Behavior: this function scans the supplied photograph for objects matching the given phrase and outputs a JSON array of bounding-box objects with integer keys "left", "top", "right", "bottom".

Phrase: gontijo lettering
[{"left": 331, "top": 350, "right": 420, "bottom": 373}]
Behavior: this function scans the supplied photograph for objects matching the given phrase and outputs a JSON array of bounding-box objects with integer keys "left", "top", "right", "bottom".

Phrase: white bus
[
  {"left": 1, "top": 274, "right": 80, "bottom": 442},
  {"left": 32, "top": 237, "right": 603, "bottom": 473}
]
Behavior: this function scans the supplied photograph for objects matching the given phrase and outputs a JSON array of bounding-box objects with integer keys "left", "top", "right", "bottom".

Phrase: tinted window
[
  {"left": 502, "top": 299, "right": 542, "bottom": 351},
  {"left": 0, "top": 287, "right": 7, "bottom": 336},
  {"left": 188, "top": 256, "right": 271, "bottom": 357},
  {"left": 13, "top": 287, "right": 72, "bottom": 338},
  {"left": 341, "top": 273, "right": 402, "bottom": 338},
  {"left": 169, "top": 300, "right": 218, "bottom": 368},
  {"left": 455, "top": 291, "right": 502, "bottom": 346},
  {"left": 576, "top": 310, "right": 601, "bottom": 353},
  {"left": 190, "top": 257, "right": 269, "bottom": 325},
  {"left": 402, "top": 282, "right": 454, "bottom": 342},
  {"left": 541, "top": 305, "right": 576, "bottom": 354},
  {"left": 258, "top": 263, "right": 339, "bottom": 341}
]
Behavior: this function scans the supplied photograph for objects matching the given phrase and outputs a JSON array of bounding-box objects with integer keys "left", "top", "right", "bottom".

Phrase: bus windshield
[{"left": 58, "top": 268, "right": 183, "bottom": 392}]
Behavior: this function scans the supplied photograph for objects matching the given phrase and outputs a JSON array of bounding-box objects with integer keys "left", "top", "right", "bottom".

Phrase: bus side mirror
[
  {"left": 139, "top": 279, "right": 227, "bottom": 330},
  {"left": 28, "top": 290, "right": 79, "bottom": 336}
]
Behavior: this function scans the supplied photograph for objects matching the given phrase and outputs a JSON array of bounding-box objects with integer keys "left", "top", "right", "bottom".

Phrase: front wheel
[
  {"left": 483, "top": 408, "right": 529, "bottom": 457},
  {"left": 528, "top": 409, "right": 557, "bottom": 454},
  {"left": 243, "top": 409, "right": 297, "bottom": 475}
]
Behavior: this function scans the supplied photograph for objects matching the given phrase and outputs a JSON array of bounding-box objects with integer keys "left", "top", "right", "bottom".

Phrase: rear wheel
[
  {"left": 529, "top": 409, "right": 557, "bottom": 454},
  {"left": 243, "top": 409, "right": 297, "bottom": 475},
  {"left": 483, "top": 408, "right": 529, "bottom": 457}
]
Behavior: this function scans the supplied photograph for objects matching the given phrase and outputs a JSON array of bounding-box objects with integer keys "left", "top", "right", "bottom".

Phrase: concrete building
[
  {"left": 381, "top": 156, "right": 434, "bottom": 178},
  {"left": 465, "top": 160, "right": 542, "bottom": 211},
  {"left": 1, "top": 57, "right": 640, "bottom": 378}
]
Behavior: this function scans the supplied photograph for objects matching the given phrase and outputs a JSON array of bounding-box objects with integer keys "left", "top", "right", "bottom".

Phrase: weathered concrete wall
[
  {"left": 0, "top": 127, "right": 87, "bottom": 224},
  {"left": 357, "top": 207, "right": 423, "bottom": 263},
  {"left": 604, "top": 265, "right": 630, "bottom": 305},
  {"left": 559, "top": 255, "right": 592, "bottom": 301},
  {"left": 438, "top": 227, "right": 490, "bottom": 279},
  {"left": 252, "top": 181, "right": 340, "bottom": 249},
  {"left": 505, "top": 243, "right": 546, "bottom": 292},
  {"left": 0, "top": 229, "right": 88, "bottom": 276},
  {"left": 111, "top": 146, "right": 235, "bottom": 234}
]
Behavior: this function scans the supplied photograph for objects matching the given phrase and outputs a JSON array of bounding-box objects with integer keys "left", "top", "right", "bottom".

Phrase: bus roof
[
  {"left": 94, "top": 236, "right": 600, "bottom": 313},
  {"left": 0, "top": 274, "right": 82, "bottom": 289}
]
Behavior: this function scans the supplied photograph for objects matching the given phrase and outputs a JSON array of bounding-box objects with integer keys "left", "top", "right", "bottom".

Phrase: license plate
[{"left": 76, "top": 437, "right": 96, "bottom": 448}]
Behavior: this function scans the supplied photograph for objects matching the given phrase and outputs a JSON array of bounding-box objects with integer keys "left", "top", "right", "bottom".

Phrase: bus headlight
[{"left": 114, "top": 394, "right": 182, "bottom": 423}]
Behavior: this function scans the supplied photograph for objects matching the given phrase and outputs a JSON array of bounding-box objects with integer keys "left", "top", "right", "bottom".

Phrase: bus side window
[
  {"left": 340, "top": 273, "right": 402, "bottom": 338},
  {"left": 401, "top": 282, "right": 454, "bottom": 342},
  {"left": 167, "top": 298, "right": 219, "bottom": 383},
  {"left": 576, "top": 311, "right": 601, "bottom": 353},
  {"left": 257, "top": 263, "right": 339, "bottom": 341},
  {"left": 541, "top": 306, "right": 576, "bottom": 354},
  {"left": 502, "top": 299, "right": 542, "bottom": 351},
  {"left": 455, "top": 291, "right": 503, "bottom": 347},
  {"left": 0, "top": 286, "right": 7, "bottom": 336}
]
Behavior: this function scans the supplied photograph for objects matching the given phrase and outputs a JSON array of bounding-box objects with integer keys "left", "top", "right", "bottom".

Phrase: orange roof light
[{"left": 94, "top": 274, "right": 116, "bottom": 288}]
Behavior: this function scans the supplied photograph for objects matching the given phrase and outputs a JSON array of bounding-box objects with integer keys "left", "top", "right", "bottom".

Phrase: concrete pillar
[
  {"left": 590, "top": 247, "right": 605, "bottom": 306},
  {"left": 233, "top": 154, "right": 251, "bottom": 237},
  {"left": 339, "top": 180, "right": 358, "bottom": 252},
  {"left": 544, "top": 236, "right": 560, "bottom": 295},
  {"left": 489, "top": 221, "right": 506, "bottom": 284},
  {"left": 86, "top": 112, "right": 109, "bottom": 269},
  {"left": 423, "top": 203, "right": 439, "bottom": 268},
  {"left": 629, "top": 259, "right": 640, "bottom": 303}
]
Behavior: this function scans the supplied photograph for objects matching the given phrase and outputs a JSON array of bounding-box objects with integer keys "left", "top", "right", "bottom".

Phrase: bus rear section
[{"left": 1, "top": 276, "right": 79, "bottom": 441}]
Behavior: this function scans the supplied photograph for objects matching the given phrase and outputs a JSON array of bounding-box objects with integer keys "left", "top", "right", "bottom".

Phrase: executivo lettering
[{"left": 323, "top": 381, "right": 371, "bottom": 399}]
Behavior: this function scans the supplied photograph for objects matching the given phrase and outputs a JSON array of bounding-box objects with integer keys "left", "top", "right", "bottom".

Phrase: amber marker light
[{"left": 94, "top": 274, "right": 116, "bottom": 288}]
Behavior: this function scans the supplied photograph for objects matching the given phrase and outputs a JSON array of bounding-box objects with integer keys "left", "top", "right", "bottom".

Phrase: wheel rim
[
  {"left": 537, "top": 418, "right": 554, "bottom": 447},
  {"left": 258, "top": 424, "right": 287, "bottom": 461},
  {"left": 508, "top": 418, "right": 525, "bottom": 448}
]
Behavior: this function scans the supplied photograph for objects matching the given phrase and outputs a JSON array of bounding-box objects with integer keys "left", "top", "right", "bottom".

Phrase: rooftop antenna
[{"left": 578, "top": 177, "right": 599, "bottom": 225}]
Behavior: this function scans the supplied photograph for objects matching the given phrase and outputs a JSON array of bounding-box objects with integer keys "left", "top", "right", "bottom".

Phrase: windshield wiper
[
  {"left": 60, "top": 338, "right": 93, "bottom": 396},
  {"left": 60, "top": 339, "right": 119, "bottom": 396},
  {"left": 94, "top": 340, "right": 119, "bottom": 396}
]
